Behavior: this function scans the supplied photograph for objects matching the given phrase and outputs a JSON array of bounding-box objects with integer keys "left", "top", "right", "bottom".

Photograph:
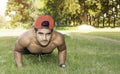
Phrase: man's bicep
[
  {"left": 14, "top": 36, "right": 30, "bottom": 51},
  {"left": 57, "top": 42, "right": 66, "bottom": 51},
  {"left": 14, "top": 41, "right": 24, "bottom": 52},
  {"left": 57, "top": 37, "right": 67, "bottom": 51}
]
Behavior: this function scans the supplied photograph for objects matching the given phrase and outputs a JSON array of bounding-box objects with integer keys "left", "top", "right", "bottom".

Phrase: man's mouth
[
  {"left": 41, "top": 40, "right": 48, "bottom": 43},
  {"left": 41, "top": 41, "right": 49, "bottom": 45},
  {"left": 40, "top": 41, "right": 49, "bottom": 47}
]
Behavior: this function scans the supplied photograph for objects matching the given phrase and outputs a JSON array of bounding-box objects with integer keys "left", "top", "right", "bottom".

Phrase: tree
[
  {"left": 5, "top": 0, "right": 120, "bottom": 28},
  {"left": 5, "top": 0, "right": 33, "bottom": 28}
]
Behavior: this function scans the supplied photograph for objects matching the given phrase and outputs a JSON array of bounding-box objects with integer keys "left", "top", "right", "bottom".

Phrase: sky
[{"left": 0, "top": 0, "right": 8, "bottom": 16}]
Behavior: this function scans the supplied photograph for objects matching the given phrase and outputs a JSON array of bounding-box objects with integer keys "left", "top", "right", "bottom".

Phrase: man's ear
[{"left": 34, "top": 28, "right": 38, "bottom": 33}]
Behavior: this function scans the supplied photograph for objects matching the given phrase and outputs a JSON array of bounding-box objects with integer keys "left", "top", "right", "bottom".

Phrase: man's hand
[{"left": 59, "top": 64, "right": 66, "bottom": 68}]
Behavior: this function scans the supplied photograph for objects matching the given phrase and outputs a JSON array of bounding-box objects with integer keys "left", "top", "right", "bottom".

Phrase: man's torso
[{"left": 15, "top": 29, "right": 64, "bottom": 54}]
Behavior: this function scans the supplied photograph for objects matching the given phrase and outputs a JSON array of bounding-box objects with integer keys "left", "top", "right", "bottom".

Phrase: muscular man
[{"left": 14, "top": 15, "right": 67, "bottom": 68}]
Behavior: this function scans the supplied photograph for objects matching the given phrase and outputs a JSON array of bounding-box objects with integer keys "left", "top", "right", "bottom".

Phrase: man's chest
[{"left": 27, "top": 42, "right": 57, "bottom": 53}]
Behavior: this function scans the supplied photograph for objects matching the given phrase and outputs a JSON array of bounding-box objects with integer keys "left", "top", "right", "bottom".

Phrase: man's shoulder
[
  {"left": 52, "top": 30, "right": 65, "bottom": 46},
  {"left": 16, "top": 29, "right": 34, "bottom": 46},
  {"left": 53, "top": 30, "right": 64, "bottom": 38}
]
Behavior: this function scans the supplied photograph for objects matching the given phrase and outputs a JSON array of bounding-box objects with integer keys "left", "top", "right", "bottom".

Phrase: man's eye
[
  {"left": 47, "top": 33, "right": 51, "bottom": 35},
  {"left": 38, "top": 32, "right": 43, "bottom": 34},
  {"left": 48, "top": 33, "right": 51, "bottom": 34}
]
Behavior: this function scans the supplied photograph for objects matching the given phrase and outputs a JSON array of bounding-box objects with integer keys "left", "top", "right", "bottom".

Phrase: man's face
[{"left": 36, "top": 29, "right": 52, "bottom": 47}]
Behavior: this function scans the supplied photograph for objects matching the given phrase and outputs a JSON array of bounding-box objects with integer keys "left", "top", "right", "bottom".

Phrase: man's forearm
[
  {"left": 58, "top": 49, "right": 66, "bottom": 66},
  {"left": 14, "top": 50, "right": 23, "bottom": 68}
]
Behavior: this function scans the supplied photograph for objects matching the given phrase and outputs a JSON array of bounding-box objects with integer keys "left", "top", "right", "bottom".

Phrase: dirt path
[{"left": 0, "top": 29, "right": 27, "bottom": 36}]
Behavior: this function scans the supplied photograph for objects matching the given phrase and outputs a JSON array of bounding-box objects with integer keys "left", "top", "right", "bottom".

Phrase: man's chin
[
  {"left": 39, "top": 41, "right": 50, "bottom": 47},
  {"left": 40, "top": 44, "right": 48, "bottom": 47}
]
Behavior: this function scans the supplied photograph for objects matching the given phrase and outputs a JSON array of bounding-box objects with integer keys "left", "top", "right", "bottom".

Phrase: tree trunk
[
  {"left": 17, "top": 0, "right": 22, "bottom": 3},
  {"left": 80, "top": 0, "right": 88, "bottom": 25},
  {"left": 80, "top": 12, "right": 88, "bottom": 24}
]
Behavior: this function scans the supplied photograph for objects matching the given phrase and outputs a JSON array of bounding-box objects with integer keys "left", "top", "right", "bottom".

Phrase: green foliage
[
  {"left": 5, "top": 0, "right": 34, "bottom": 29},
  {"left": 64, "top": 0, "right": 80, "bottom": 15},
  {"left": 87, "top": 0, "right": 101, "bottom": 16},
  {"left": 5, "top": 0, "right": 120, "bottom": 28}
]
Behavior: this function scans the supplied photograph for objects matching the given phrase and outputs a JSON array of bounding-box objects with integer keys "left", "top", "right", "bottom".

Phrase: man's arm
[
  {"left": 14, "top": 30, "right": 31, "bottom": 68},
  {"left": 57, "top": 41, "right": 67, "bottom": 68},
  {"left": 14, "top": 49, "right": 23, "bottom": 68},
  {"left": 14, "top": 38, "right": 28, "bottom": 68}
]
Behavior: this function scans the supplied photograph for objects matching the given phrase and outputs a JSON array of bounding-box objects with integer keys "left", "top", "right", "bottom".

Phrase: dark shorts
[{"left": 22, "top": 48, "right": 52, "bottom": 55}]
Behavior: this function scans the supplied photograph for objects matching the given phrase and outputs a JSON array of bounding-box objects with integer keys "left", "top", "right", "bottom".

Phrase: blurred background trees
[{"left": 3, "top": 0, "right": 120, "bottom": 29}]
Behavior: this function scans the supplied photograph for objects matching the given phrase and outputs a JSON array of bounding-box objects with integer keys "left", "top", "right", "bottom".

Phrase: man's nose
[{"left": 43, "top": 35, "right": 47, "bottom": 40}]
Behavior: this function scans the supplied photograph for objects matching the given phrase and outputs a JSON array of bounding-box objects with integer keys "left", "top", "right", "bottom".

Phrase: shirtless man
[{"left": 14, "top": 15, "right": 67, "bottom": 68}]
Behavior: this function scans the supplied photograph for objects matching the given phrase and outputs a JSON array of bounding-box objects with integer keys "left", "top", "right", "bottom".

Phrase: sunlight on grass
[{"left": 77, "top": 24, "right": 120, "bottom": 33}]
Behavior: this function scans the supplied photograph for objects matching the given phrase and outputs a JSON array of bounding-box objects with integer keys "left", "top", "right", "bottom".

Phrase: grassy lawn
[
  {"left": 82, "top": 32, "right": 120, "bottom": 40},
  {"left": 0, "top": 32, "right": 120, "bottom": 74}
]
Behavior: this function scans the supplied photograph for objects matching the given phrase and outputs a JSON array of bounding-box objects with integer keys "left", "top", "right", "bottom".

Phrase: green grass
[
  {"left": 55, "top": 26, "right": 76, "bottom": 30},
  {"left": 0, "top": 32, "right": 120, "bottom": 74},
  {"left": 83, "top": 32, "right": 120, "bottom": 40}
]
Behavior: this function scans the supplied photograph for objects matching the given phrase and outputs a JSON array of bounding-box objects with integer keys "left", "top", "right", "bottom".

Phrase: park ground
[
  {"left": 0, "top": 25, "right": 120, "bottom": 74},
  {"left": 0, "top": 25, "right": 120, "bottom": 36}
]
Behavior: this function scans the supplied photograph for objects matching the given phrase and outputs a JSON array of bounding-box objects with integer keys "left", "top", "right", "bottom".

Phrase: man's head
[
  {"left": 34, "top": 15, "right": 54, "bottom": 47},
  {"left": 34, "top": 15, "right": 54, "bottom": 30}
]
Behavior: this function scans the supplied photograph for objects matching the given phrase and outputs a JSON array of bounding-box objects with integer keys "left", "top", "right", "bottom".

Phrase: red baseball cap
[{"left": 34, "top": 15, "right": 54, "bottom": 29}]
